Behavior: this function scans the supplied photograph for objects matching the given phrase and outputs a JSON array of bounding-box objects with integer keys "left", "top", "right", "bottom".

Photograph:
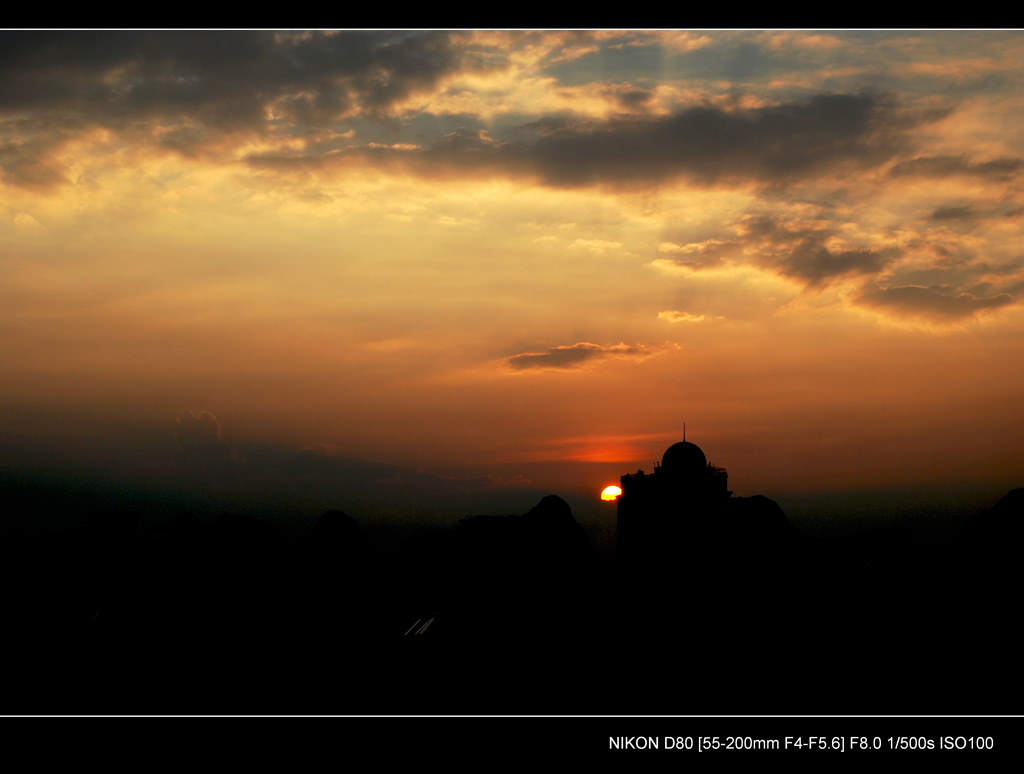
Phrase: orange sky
[{"left": 2, "top": 30, "right": 1023, "bottom": 519}]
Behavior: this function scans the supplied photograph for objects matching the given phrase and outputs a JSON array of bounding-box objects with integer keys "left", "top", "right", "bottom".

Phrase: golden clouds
[{"left": 2, "top": 30, "right": 1024, "bottom": 494}]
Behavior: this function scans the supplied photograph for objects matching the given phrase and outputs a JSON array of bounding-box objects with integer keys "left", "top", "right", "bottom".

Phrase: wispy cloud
[
  {"left": 888, "top": 155, "right": 1024, "bottom": 180},
  {"left": 506, "top": 342, "right": 659, "bottom": 371},
  {"left": 658, "top": 310, "right": 710, "bottom": 324},
  {"left": 857, "top": 284, "right": 1016, "bottom": 320}
]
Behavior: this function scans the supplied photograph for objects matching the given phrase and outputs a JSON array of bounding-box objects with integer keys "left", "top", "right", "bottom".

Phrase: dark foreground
[{"left": 3, "top": 491, "right": 1023, "bottom": 715}]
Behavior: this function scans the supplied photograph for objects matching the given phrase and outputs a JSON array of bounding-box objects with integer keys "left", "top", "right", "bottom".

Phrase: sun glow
[{"left": 601, "top": 485, "right": 622, "bottom": 501}]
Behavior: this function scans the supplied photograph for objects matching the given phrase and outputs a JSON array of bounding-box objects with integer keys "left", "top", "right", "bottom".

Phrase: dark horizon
[{"left": 3, "top": 431, "right": 1021, "bottom": 716}]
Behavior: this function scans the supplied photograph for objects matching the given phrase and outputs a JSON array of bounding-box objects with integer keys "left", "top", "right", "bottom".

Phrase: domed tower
[
  {"left": 617, "top": 437, "right": 730, "bottom": 564},
  {"left": 656, "top": 440, "right": 729, "bottom": 495},
  {"left": 661, "top": 440, "right": 707, "bottom": 476}
]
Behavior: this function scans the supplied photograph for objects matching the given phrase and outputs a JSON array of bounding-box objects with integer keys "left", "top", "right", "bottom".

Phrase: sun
[{"left": 601, "top": 485, "right": 622, "bottom": 502}]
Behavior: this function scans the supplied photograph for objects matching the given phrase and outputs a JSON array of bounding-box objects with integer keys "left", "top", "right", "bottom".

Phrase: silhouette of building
[{"left": 616, "top": 438, "right": 731, "bottom": 566}]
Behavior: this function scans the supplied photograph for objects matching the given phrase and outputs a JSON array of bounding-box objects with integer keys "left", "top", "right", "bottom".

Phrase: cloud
[
  {"left": 679, "top": 214, "right": 901, "bottom": 286},
  {"left": 0, "top": 30, "right": 465, "bottom": 121},
  {"left": 651, "top": 208, "right": 1018, "bottom": 322},
  {"left": 0, "top": 30, "right": 1006, "bottom": 202},
  {"left": 888, "top": 154, "right": 1024, "bottom": 180},
  {"left": 612, "top": 86, "right": 656, "bottom": 111},
  {"left": 506, "top": 342, "right": 658, "bottom": 371},
  {"left": 1, "top": 31, "right": 957, "bottom": 197},
  {"left": 247, "top": 91, "right": 942, "bottom": 194},
  {"left": 658, "top": 310, "right": 709, "bottom": 323},
  {"left": 660, "top": 209, "right": 1022, "bottom": 322},
  {"left": 0, "top": 30, "right": 472, "bottom": 188},
  {"left": 656, "top": 239, "right": 735, "bottom": 269},
  {"left": 857, "top": 284, "right": 1016, "bottom": 320},
  {"left": 419, "top": 92, "right": 923, "bottom": 189},
  {"left": 174, "top": 409, "right": 244, "bottom": 479},
  {"left": 784, "top": 237, "right": 899, "bottom": 284},
  {"left": 929, "top": 205, "right": 976, "bottom": 222},
  {"left": 568, "top": 238, "right": 623, "bottom": 253},
  {"left": 0, "top": 132, "right": 75, "bottom": 191}
]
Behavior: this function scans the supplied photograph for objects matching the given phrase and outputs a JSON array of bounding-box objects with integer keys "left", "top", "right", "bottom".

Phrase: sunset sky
[{"left": 2, "top": 30, "right": 1023, "bottom": 523}]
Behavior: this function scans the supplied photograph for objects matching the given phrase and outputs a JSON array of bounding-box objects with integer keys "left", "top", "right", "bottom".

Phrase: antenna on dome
[{"left": 683, "top": 422, "right": 686, "bottom": 442}]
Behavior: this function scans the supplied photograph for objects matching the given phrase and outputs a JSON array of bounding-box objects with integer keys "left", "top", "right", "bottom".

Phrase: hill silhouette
[{"left": 1, "top": 466, "right": 1021, "bottom": 714}]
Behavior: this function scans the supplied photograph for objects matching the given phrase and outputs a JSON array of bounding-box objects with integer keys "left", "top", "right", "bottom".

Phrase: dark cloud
[
  {"left": 0, "top": 32, "right": 935, "bottom": 194},
  {"left": 889, "top": 155, "right": 1024, "bottom": 180},
  {"left": 857, "top": 284, "right": 1016, "bottom": 320},
  {"left": 929, "top": 205, "right": 976, "bottom": 222},
  {"left": 785, "top": 238, "right": 899, "bottom": 284},
  {"left": 506, "top": 342, "right": 656, "bottom": 371},
  {"left": 0, "top": 30, "right": 471, "bottom": 188},
  {"left": 740, "top": 214, "right": 795, "bottom": 242},
  {"left": 0, "top": 31, "right": 464, "bottom": 119},
  {"left": 657, "top": 240, "right": 737, "bottom": 271},
  {"left": 0, "top": 31, "right": 981, "bottom": 199},
  {"left": 270, "top": 91, "right": 941, "bottom": 192},
  {"left": 694, "top": 212, "right": 1020, "bottom": 310},
  {"left": 736, "top": 213, "right": 822, "bottom": 249},
  {"left": 0, "top": 140, "right": 70, "bottom": 190},
  {"left": 615, "top": 88, "right": 654, "bottom": 110},
  {"left": 511, "top": 117, "right": 578, "bottom": 140},
  {"left": 709, "top": 215, "right": 899, "bottom": 285},
  {"left": 518, "top": 93, "right": 917, "bottom": 188}
]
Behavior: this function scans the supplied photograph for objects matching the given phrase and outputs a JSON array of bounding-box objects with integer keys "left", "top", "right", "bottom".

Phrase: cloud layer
[{"left": 3, "top": 30, "right": 1024, "bottom": 495}]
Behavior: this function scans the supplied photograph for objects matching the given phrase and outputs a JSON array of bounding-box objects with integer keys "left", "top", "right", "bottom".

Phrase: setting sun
[{"left": 601, "top": 485, "right": 623, "bottom": 502}]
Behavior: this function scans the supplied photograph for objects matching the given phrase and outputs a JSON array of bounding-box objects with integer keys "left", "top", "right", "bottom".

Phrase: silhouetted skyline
[
  {"left": 1, "top": 30, "right": 1023, "bottom": 717},
  {"left": 4, "top": 436, "right": 1021, "bottom": 715}
]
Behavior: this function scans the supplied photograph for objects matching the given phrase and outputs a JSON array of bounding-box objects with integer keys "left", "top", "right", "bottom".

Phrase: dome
[{"left": 661, "top": 441, "right": 707, "bottom": 473}]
